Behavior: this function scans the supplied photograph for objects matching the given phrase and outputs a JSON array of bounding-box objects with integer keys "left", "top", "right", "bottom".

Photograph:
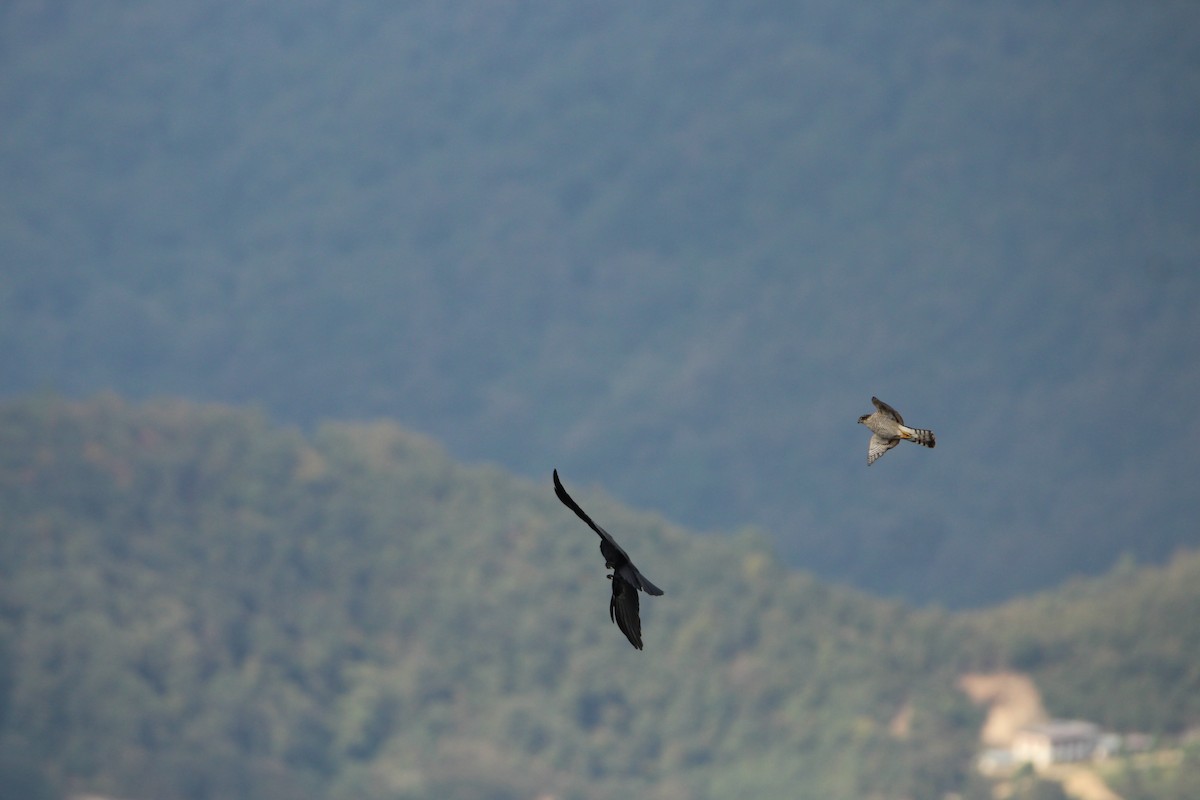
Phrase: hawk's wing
[
  {"left": 871, "top": 396, "right": 904, "bottom": 425},
  {"left": 867, "top": 434, "right": 898, "bottom": 465},
  {"left": 609, "top": 574, "right": 644, "bottom": 650}
]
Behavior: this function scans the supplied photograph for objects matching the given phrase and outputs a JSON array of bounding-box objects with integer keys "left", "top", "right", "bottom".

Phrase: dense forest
[
  {"left": 2, "top": 2, "right": 1198, "bottom": 606},
  {"left": 1, "top": 395, "right": 1198, "bottom": 799}
]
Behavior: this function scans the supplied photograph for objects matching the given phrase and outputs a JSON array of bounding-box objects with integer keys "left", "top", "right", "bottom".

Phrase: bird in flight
[
  {"left": 553, "top": 469, "right": 664, "bottom": 650},
  {"left": 857, "top": 396, "right": 936, "bottom": 465}
]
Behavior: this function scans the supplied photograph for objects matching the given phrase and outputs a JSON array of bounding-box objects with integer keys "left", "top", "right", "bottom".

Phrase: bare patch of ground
[
  {"left": 958, "top": 672, "right": 1130, "bottom": 800},
  {"left": 958, "top": 671, "right": 1048, "bottom": 746}
]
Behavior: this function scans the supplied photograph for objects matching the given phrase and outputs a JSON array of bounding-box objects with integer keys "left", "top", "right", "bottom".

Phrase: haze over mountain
[{"left": 3, "top": 2, "right": 1198, "bottom": 605}]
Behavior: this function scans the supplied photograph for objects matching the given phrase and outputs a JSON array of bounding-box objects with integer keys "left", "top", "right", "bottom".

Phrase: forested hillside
[
  {"left": 2, "top": 396, "right": 1199, "bottom": 800},
  {"left": 2, "top": 2, "right": 1198, "bottom": 606},
  {"left": 964, "top": 554, "right": 1200, "bottom": 735},
  {"left": 0, "top": 395, "right": 980, "bottom": 800}
]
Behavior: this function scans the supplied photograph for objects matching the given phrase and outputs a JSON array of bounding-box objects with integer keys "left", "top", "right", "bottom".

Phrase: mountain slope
[
  {"left": 2, "top": 395, "right": 1198, "bottom": 799},
  {"left": 0, "top": 395, "right": 979, "bottom": 800},
  {"left": 965, "top": 553, "right": 1200, "bottom": 734}
]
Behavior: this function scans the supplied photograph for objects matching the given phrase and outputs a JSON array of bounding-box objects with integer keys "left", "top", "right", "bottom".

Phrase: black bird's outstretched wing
[
  {"left": 871, "top": 396, "right": 904, "bottom": 424},
  {"left": 609, "top": 574, "right": 643, "bottom": 650},
  {"left": 553, "top": 469, "right": 664, "bottom": 596},
  {"left": 553, "top": 469, "right": 632, "bottom": 562}
]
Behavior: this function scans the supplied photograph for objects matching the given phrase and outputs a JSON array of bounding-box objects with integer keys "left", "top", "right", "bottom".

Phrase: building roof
[{"left": 1016, "top": 720, "right": 1099, "bottom": 740}]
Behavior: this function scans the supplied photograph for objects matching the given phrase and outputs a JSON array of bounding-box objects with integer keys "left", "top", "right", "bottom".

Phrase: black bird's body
[{"left": 553, "top": 469, "right": 663, "bottom": 649}]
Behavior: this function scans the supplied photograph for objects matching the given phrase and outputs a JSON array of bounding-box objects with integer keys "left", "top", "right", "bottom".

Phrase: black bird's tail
[{"left": 636, "top": 571, "right": 664, "bottom": 596}]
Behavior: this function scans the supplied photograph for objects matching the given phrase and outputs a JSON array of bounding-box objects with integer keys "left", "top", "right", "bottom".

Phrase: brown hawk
[{"left": 857, "top": 396, "right": 936, "bottom": 465}]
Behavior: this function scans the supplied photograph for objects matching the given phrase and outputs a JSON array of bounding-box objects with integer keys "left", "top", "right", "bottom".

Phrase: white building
[{"left": 1011, "top": 720, "right": 1100, "bottom": 766}]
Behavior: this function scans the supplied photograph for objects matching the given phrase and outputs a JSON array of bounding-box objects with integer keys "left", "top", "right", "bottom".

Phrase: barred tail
[{"left": 912, "top": 428, "right": 936, "bottom": 448}]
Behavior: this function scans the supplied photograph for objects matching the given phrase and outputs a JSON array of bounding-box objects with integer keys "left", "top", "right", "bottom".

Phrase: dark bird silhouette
[{"left": 553, "top": 469, "right": 663, "bottom": 650}]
